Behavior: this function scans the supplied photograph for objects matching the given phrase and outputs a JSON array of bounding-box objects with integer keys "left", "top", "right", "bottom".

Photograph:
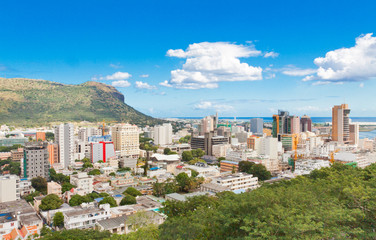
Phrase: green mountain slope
[{"left": 0, "top": 78, "right": 162, "bottom": 126}]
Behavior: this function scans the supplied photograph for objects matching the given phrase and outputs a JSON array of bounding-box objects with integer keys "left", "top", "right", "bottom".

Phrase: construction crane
[
  {"left": 292, "top": 134, "right": 299, "bottom": 172},
  {"left": 330, "top": 149, "right": 340, "bottom": 164}
]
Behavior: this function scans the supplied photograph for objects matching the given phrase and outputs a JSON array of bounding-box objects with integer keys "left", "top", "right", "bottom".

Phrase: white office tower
[
  {"left": 112, "top": 123, "right": 140, "bottom": 158},
  {"left": 54, "top": 123, "right": 74, "bottom": 169},
  {"left": 154, "top": 123, "right": 173, "bottom": 145},
  {"left": 0, "top": 175, "right": 20, "bottom": 203}
]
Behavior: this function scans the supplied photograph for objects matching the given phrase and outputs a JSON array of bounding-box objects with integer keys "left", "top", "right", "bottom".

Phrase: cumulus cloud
[
  {"left": 264, "top": 51, "right": 279, "bottom": 58},
  {"left": 162, "top": 42, "right": 263, "bottom": 89},
  {"left": 360, "top": 83, "right": 364, "bottom": 88},
  {"left": 282, "top": 68, "right": 317, "bottom": 76},
  {"left": 140, "top": 74, "right": 149, "bottom": 78},
  {"left": 135, "top": 81, "right": 157, "bottom": 90},
  {"left": 92, "top": 71, "right": 132, "bottom": 81},
  {"left": 194, "top": 100, "right": 234, "bottom": 112},
  {"left": 304, "top": 33, "right": 376, "bottom": 83},
  {"left": 112, "top": 80, "right": 131, "bottom": 88}
]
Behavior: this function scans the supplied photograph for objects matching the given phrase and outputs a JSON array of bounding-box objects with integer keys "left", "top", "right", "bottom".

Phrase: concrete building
[
  {"left": 10, "top": 148, "right": 24, "bottom": 161},
  {"left": 47, "top": 182, "right": 62, "bottom": 198},
  {"left": 22, "top": 142, "right": 50, "bottom": 179},
  {"left": 64, "top": 203, "right": 111, "bottom": 230},
  {"left": 212, "top": 173, "right": 259, "bottom": 191},
  {"left": 250, "top": 118, "right": 263, "bottom": 135},
  {"left": 220, "top": 160, "right": 239, "bottom": 173},
  {"left": 199, "top": 114, "right": 218, "bottom": 135},
  {"left": 112, "top": 124, "right": 139, "bottom": 158},
  {"left": 0, "top": 175, "right": 20, "bottom": 203},
  {"left": 349, "top": 123, "right": 359, "bottom": 145},
  {"left": 35, "top": 132, "right": 46, "bottom": 141},
  {"left": 70, "top": 172, "right": 94, "bottom": 195},
  {"left": 191, "top": 131, "right": 230, "bottom": 156},
  {"left": 300, "top": 115, "right": 312, "bottom": 132},
  {"left": 154, "top": 123, "right": 173, "bottom": 145},
  {"left": 91, "top": 141, "right": 116, "bottom": 163},
  {"left": 332, "top": 104, "right": 351, "bottom": 143},
  {"left": 54, "top": 123, "right": 74, "bottom": 168},
  {"left": 47, "top": 143, "right": 59, "bottom": 165},
  {"left": 212, "top": 144, "right": 231, "bottom": 158},
  {"left": 290, "top": 116, "right": 300, "bottom": 134}
]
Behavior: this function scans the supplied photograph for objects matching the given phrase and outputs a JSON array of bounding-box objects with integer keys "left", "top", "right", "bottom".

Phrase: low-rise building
[
  {"left": 211, "top": 173, "right": 259, "bottom": 191},
  {"left": 47, "top": 181, "right": 62, "bottom": 198},
  {"left": 63, "top": 203, "right": 111, "bottom": 230},
  {"left": 0, "top": 175, "right": 20, "bottom": 203},
  {"left": 70, "top": 172, "right": 94, "bottom": 195}
]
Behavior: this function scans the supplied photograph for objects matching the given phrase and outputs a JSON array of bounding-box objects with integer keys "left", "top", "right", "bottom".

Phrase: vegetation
[
  {"left": 238, "top": 161, "right": 272, "bottom": 181},
  {"left": 120, "top": 194, "right": 137, "bottom": 205},
  {"left": 152, "top": 179, "right": 179, "bottom": 197},
  {"left": 158, "top": 163, "right": 376, "bottom": 239},
  {"left": 123, "top": 187, "right": 142, "bottom": 197},
  {"left": 99, "top": 196, "right": 118, "bottom": 207},
  {"left": 117, "top": 167, "right": 131, "bottom": 172},
  {"left": 88, "top": 169, "right": 101, "bottom": 175},
  {"left": 0, "top": 159, "right": 20, "bottom": 175},
  {"left": 111, "top": 224, "right": 159, "bottom": 240},
  {"left": 182, "top": 149, "right": 205, "bottom": 162},
  {"left": 0, "top": 78, "right": 163, "bottom": 126},
  {"left": 163, "top": 148, "right": 177, "bottom": 155},
  {"left": 62, "top": 182, "right": 76, "bottom": 193},
  {"left": 31, "top": 176, "right": 47, "bottom": 194},
  {"left": 39, "top": 194, "right": 64, "bottom": 211},
  {"left": 23, "top": 191, "right": 41, "bottom": 203},
  {"left": 69, "top": 192, "right": 109, "bottom": 206},
  {"left": 0, "top": 144, "right": 22, "bottom": 152},
  {"left": 179, "top": 135, "right": 191, "bottom": 143},
  {"left": 153, "top": 172, "right": 204, "bottom": 196},
  {"left": 53, "top": 212, "right": 64, "bottom": 227},
  {"left": 40, "top": 229, "right": 111, "bottom": 240}
]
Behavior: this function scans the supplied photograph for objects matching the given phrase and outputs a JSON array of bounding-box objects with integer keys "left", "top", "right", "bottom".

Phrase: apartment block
[
  {"left": 112, "top": 124, "right": 139, "bottom": 158},
  {"left": 0, "top": 175, "right": 20, "bottom": 203},
  {"left": 22, "top": 142, "right": 50, "bottom": 179}
]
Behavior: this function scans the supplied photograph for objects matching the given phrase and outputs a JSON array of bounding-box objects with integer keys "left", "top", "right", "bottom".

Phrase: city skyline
[{"left": 1, "top": 1, "right": 376, "bottom": 117}]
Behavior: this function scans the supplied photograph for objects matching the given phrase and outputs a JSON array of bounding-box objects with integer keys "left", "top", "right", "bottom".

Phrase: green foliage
[
  {"left": 218, "top": 157, "right": 226, "bottom": 161},
  {"left": 139, "top": 143, "right": 158, "bottom": 152},
  {"left": 0, "top": 78, "right": 164, "bottom": 126},
  {"left": 110, "top": 224, "right": 159, "bottom": 240},
  {"left": 99, "top": 196, "right": 118, "bottom": 207},
  {"left": 0, "top": 144, "right": 22, "bottom": 153},
  {"left": 123, "top": 187, "right": 142, "bottom": 197},
  {"left": 191, "top": 148, "right": 205, "bottom": 158},
  {"left": 23, "top": 191, "right": 41, "bottom": 203},
  {"left": 68, "top": 192, "right": 109, "bottom": 206},
  {"left": 120, "top": 194, "right": 137, "bottom": 205},
  {"left": 179, "top": 135, "right": 191, "bottom": 143},
  {"left": 50, "top": 168, "right": 70, "bottom": 184},
  {"left": 159, "top": 164, "right": 376, "bottom": 239},
  {"left": 163, "top": 148, "right": 171, "bottom": 155},
  {"left": 0, "top": 159, "right": 20, "bottom": 175},
  {"left": 175, "top": 173, "right": 190, "bottom": 192},
  {"left": 53, "top": 212, "right": 64, "bottom": 227},
  {"left": 61, "top": 182, "right": 76, "bottom": 193},
  {"left": 40, "top": 225, "right": 52, "bottom": 236},
  {"left": 31, "top": 176, "right": 47, "bottom": 194},
  {"left": 152, "top": 180, "right": 179, "bottom": 197},
  {"left": 45, "top": 132, "right": 54, "bottom": 141},
  {"left": 190, "top": 169, "right": 199, "bottom": 178},
  {"left": 40, "top": 229, "right": 111, "bottom": 240},
  {"left": 88, "top": 169, "right": 101, "bottom": 175},
  {"left": 109, "top": 172, "right": 116, "bottom": 177},
  {"left": 188, "top": 158, "right": 206, "bottom": 165},
  {"left": 39, "top": 194, "right": 63, "bottom": 211},
  {"left": 239, "top": 161, "right": 272, "bottom": 181},
  {"left": 117, "top": 167, "right": 131, "bottom": 172},
  {"left": 182, "top": 151, "right": 193, "bottom": 162}
]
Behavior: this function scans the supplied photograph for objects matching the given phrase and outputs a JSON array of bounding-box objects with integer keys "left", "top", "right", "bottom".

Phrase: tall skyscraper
[
  {"left": 300, "top": 115, "right": 312, "bottom": 132},
  {"left": 272, "top": 110, "right": 290, "bottom": 138},
  {"left": 332, "top": 104, "right": 351, "bottom": 143},
  {"left": 154, "top": 123, "right": 173, "bottom": 145},
  {"left": 250, "top": 118, "right": 263, "bottom": 135},
  {"left": 199, "top": 114, "right": 218, "bottom": 135},
  {"left": 349, "top": 123, "right": 359, "bottom": 145},
  {"left": 290, "top": 116, "right": 300, "bottom": 134},
  {"left": 22, "top": 142, "right": 50, "bottom": 179},
  {"left": 54, "top": 123, "right": 74, "bottom": 168},
  {"left": 112, "top": 123, "right": 139, "bottom": 158}
]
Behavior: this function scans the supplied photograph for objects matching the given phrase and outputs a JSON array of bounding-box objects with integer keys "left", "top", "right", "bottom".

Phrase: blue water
[{"left": 359, "top": 130, "right": 376, "bottom": 139}]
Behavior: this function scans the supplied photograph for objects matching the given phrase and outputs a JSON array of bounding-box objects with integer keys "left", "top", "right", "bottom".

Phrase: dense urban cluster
[{"left": 0, "top": 103, "right": 375, "bottom": 239}]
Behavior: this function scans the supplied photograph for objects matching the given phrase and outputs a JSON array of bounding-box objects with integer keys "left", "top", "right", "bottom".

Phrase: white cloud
[
  {"left": 194, "top": 100, "right": 234, "bottom": 112},
  {"left": 92, "top": 71, "right": 132, "bottom": 81},
  {"left": 112, "top": 80, "right": 131, "bottom": 88},
  {"left": 159, "top": 80, "right": 173, "bottom": 88},
  {"left": 282, "top": 68, "right": 317, "bottom": 76},
  {"left": 109, "top": 63, "right": 123, "bottom": 69},
  {"left": 140, "top": 74, "right": 149, "bottom": 78},
  {"left": 162, "top": 42, "right": 263, "bottom": 89},
  {"left": 360, "top": 83, "right": 364, "bottom": 88},
  {"left": 135, "top": 81, "right": 157, "bottom": 90},
  {"left": 264, "top": 51, "right": 279, "bottom": 58},
  {"left": 305, "top": 33, "right": 376, "bottom": 83}
]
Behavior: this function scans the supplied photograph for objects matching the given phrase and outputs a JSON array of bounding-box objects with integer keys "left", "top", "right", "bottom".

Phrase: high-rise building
[
  {"left": 290, "top": 116, "right": 300, "bottom": 134},
  {"left": 112, "top": 124, "right": 139, "bottom": 158},
  {"left": 54, "top": 123, "right": 74, "bottom": 168},
  {"left": 332, "top": 104, "right": 351, "bottom": 143},
  {"left": 47, "top": 143, "right": 59, "bottom": 165},
  {"left": 300, "top": 115, "right": 312, "bottom": 132},
  {"left": 90, "top": 141, "right": 116, "bottom": 163},
  {"left": 349, "top": 123, "right": 359, "bottom": 145},
  {"left": 199, "top": 113, "right": 218, "bottom": 135},
  {"left": 250, "top": 118, "right": 263, "bottom": 135},
  {"left": 191, "top": 131, "right": 229, "bottom": 156},
  {"left": 22, "top": 142, "right": 50, "bottom": 179},
  {"left": 154, "top": 123, "right": 173, "bottom": 145},
  {"left": 272, "top": 110, "right": 290, "bottom": 138},
  {"left": 0, "top": 175, "right": 20, "bottom": 203}
]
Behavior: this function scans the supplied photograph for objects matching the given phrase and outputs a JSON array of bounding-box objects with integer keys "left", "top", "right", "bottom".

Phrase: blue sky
[{"left": 1, "top": 0, "right": 376, "bottom": 118}]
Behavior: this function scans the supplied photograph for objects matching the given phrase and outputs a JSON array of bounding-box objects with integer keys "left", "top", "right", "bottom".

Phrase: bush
[{"left": 120, "top": 194, "right": 137, "bottom": 205}]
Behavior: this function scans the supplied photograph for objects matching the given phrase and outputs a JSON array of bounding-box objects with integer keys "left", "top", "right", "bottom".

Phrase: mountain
[{"left": 0, "top": 78, "right": 163, "bottom": 126}]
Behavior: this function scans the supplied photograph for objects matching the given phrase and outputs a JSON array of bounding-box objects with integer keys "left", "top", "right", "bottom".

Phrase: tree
[
  {"left": 123, "top": 187, "right": 142, "bottom": 197},
  {"left": 163, "top": 148, "right": 171, "bottom": 155},
  {"left": 23, "top": 191, "right": 41, "bottom": 203},
  {"left": 182, "top": 151, "right": 193, "bottom": 162},
  {"left": 39, "top": 194, "right": 63, "bottom": 211},
  {"left": 62, "top": 182, "right": 76, "bottom": 193},
  {"left": 40, "top": 225, "right": 52, "bottom": 236},
  {"left": 176, "top": 173, "right": 190, "bottom": 192},
  {"left": 39, "top": 229, "right": 111, "bottom": 240},
  {"left": 53, "top": 212, "right": 64, "bottom": 227},
  {"left": 120, "top": 194, "right": 137, "bottom": 205},
  {"left": 195, "top": 148, "right": 205, "bottom": 158},
  {"left": 46, "top": 132, "right": 54, "bottom": 141},
  {"left": 31, "top": 176, "right": 47, "bottom": 194},
  {"left": 69, "top": 194, "right": 87, "bottom": 206},
  {"left": 238, "top": 161, "right": 272, "bottom": 181},
  {"left": 88, "top": 169, "right": 101, "bottom": 175},
  {"left": 218, "top": 157, "right": 226, "bottom": 161},
  {"left": 99, "top": 196, "right": 117, "bottom": 207},
  {"left": 190, "top": 169, "right": 199, "bottom": 178},
  {"left": 109, "top": 172, "right": 116, "bottom": 177}
]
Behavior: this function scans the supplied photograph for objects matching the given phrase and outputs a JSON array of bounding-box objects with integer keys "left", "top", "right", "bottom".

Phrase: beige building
[
  {"left": 212, "top": 173, "right": 259, "bottom": 191},
  {"left": 112, "top": 124, "right": 140, "bottom": 158},
  {"left": 332, "top": 104, "right": 351, "bottom": 143},
  {"left": 0, "top": 175, "right": 20, "bottom": 203},
  {"left": 70, "top": 172, "right": 94, "bottom": 195},
  {"left": 47, "top": 182, "right": 62, "bottom": 198}
]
